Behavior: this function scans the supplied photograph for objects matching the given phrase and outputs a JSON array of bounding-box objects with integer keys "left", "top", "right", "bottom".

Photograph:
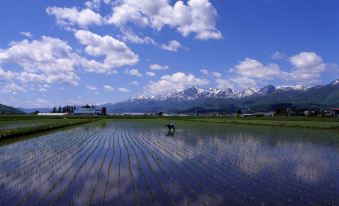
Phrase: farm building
[
  {"left": 73, "top": 106, "right": 107, "bottom": 115},
  {"left": 331, "top": 108, "right": 339, "bottom": 117},
  {"left": 37, "top": 113, "right": 68, "bottom": 116}
]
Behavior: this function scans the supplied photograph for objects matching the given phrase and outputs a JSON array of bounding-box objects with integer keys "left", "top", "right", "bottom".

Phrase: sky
[{"left": 0, "top": 0, "right": 338, "bottom": 108}]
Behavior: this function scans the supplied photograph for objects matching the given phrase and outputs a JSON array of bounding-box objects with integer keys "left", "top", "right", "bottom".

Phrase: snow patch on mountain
[{"left": 129, "top": 83, "right": 315, "bottom": 103}]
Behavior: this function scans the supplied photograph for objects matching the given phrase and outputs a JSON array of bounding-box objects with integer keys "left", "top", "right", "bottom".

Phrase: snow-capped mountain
[
  {"left": 330, "top": 79, "right": 339, "bottom": 85},
  {"left": 129, "top": 84, "right": 308, "bottom": 103},
  {"left": 130, "top": 87, "right": 238, "bottom": 102},
  {"left": 106, "top": 79, "right": 339, "bottom": 114}
]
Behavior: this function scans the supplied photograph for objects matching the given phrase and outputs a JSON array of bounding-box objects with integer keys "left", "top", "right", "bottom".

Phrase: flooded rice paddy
[{"left": 0, "top": 120, "right": 338, "bottom": 206}]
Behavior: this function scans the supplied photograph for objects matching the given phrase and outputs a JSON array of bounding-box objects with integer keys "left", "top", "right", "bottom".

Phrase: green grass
[{"left": 0, "top": 118, "right": 96, "bottom": 139}]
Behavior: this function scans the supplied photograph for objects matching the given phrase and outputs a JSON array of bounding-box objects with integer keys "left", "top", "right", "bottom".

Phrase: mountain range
[
  {"left": 2, "top": 79, "right": 338, "bottom": 115},
  {"left": 104, "top": 79, "right": 339, "bottom": 114}
]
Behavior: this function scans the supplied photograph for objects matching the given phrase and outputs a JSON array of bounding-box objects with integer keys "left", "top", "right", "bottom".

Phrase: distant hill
[
  {"left": 104, "top": 79, "right": 339, "bottom": 114},
  {"left": 0, "top": 104, "right": 25, "bottom": 115}
]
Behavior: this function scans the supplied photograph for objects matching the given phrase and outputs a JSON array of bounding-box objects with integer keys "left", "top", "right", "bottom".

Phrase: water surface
[{"left": 0, "top": 120, "right": 338, "bottom": 206}]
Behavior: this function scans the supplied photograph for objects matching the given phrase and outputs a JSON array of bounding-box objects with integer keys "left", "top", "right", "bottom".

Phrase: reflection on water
[
  {"left": 0, "top": 120, "right": 338, "bottom": 206},
  {"left": 165, "top": 130, "right": 175, "bottom": 137}
]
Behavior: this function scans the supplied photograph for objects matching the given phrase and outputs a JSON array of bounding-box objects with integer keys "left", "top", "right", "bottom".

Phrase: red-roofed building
[{"left": 330, "top": 108, "right": 339, "bottom": 117}]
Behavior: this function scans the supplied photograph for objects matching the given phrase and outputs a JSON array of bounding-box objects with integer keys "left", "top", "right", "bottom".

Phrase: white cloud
[
  {"left": 0, "top": 36, "right": 81, "bottom": 85},
  {"left": 211, "top": 71, "right": 222, "bottom": 78},
  {"left": 129, "top": 80, "right": 139, "bottom": 85},
  {"left": 221, "top": 52, "right": 331, "bottom": 89},
  {"left": 107, "top": 0, "right": 222, "bottom": 40},
  {"left": 119, "top": 28, "right": 156, "bottom": 45},
  {"left": 149, "top": 64, "right": 169, "bottom": 71},
  {"left": 272, "top": 51, "right": 285, "bottom": 60},
  {"left": 289, "top": 52, "right": 326, "bottom": 83},
  {"left": 103, "top": 85, "right": 115, "bottom": 91},
  {"left": 233, "top": 58, "right": 282, "bottom": 80},
  {"left": 1, "top": 83, "right": 26, "bottom": 94},
  {"left": 230, "top": 76, "right": 258, "bottom": 89},
  {"left": 216, "top": 78, "right": 233, "bottom": 89},
  {"left": 85, "top": 0, "right": 102, "bottom": 11},
  {"left": 75, "top": 30, "right": 138, "bottom": 73},
  {"left": 160, "top": 40, "right": 182, "bottom": 51},
  {"left": 38, "top": 87, "right": 48, "bottom": 92},
  {"left": 124, "top": 68, "right": 142, "bottom": 77},
  {"left": 46, "top": 7, "right": 103, "bottom": 28},
  {"left": 86, "top": 85, "right": 97, "bottom": 91},
  {"left": 145, "top": 71, "right": 156, "bottom": 77},
  {"left": 144, "top": 72, "right": 209, "bottom": 95},
  {"left": 117, "top": 87, "right": 130, "bottom": 92},
  {"left": 20, "top": 32, "right": 32, "bottom": 38},
  {"left": 200, "top": 68, "right": 209, "bottom": 75},
  {"left": 0, "top": 68, "right": 16, "bottom": 80},
  {"left": 86, "top": 85, "right": 99, "bottom": 94},
  {"left": 218, "top": 58, "right": 285, "bottom": 89}
]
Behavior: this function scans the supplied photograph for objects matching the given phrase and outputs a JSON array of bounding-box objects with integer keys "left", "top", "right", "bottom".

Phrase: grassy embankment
[{"left": 0, "top": 116, "right": 98, "bottom": 139}]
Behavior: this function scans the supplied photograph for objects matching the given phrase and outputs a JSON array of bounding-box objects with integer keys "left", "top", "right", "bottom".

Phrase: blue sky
[{"left": 0, "top": 0, "right": 338, "bottom": 108}]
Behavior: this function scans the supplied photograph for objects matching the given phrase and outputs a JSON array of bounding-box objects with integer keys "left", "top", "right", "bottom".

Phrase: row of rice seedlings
[
  {"left": 165, "top": 133, "right": 284, "bottom": 196},
  {"left": 28, "top": 128, "right": 109, "bottom": 206},
  {"left": 66, "top": 128, "right": 116, "bottom": 206},
  {"left": 126, "top": 131, "right": 176, "bottom": 206},
  {"left": 121, "top": 129, "right": 141, "bottom": 206},
  {"left": 117, "top": 130, "right": 122, "bottom": 202},
  {"left": 85, "top": 128, "right": 116, "bottom": 206},
  {"left": 46, "top": 128, "right": 112, "bottom": 206},
  {"left": 135, "top": 129, "right": 229, "bottom": 206},
  {"left": 0, "top": 128, "right": 74, "bottom": 163},
  {"left": 161, "top": 130, "right": 332, "bottom": 206},
  {"left": 123, "top": 129, "right": 155, "bottom": 204},
  {"left": 149, "top": 130, "right": 284, "bottom": 206},
  {"left": 0, "top": 136, "right": 68, "bottom": 188},
  {"left": 65, "top": 127, "right": 113, "bottom": 206},
  {"left": 197, "top": 141, "right": 327, "bottom": 205},
  {"left": 8, "top": 136, "right": 86, "bottom": 205},
  {"left": 0, "top": 126, "right": 88, "bottom": 169},
  {"left": 42, "top": 128, "right": 107, "bottom": 204},
  {"left": 0, "top": 129, "right": 73, "bottom": 177},
  {"left": 1, "top": 129, "right": 94, "bottom": 205},
  {"left": 0, "top": 127, "right": 91, "bottom": 178},
  {"left": 12, "top": 128, "right": 104, "bottom": 206},
  {"left": 156, "top": 132, "right": 259, "bottom": 193},
  {"left": 131, "top": 129, "right": 211, "bottom": 206},
  {"left": 139, "top": 128, "right": 265, "bottom": 205},
  {"left": 102, "top": 127, "right": 117, "bottom": 202}
]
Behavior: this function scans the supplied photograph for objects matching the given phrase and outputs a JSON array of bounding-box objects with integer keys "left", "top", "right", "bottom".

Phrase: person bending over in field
[{"left": 165, "top": 123, "right": 175, "bottom": 132}]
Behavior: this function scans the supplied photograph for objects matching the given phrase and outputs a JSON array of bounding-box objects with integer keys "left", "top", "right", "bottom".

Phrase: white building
[{"left": 37, "top": 113, "right": 68, "bottom": 116}]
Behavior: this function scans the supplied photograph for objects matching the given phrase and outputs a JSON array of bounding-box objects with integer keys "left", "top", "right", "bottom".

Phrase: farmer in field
[{"left": 165, "top": 123, "right": 175, "bottom": 132}]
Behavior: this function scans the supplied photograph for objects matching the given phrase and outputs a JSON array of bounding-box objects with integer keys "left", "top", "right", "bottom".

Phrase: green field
[{"left": 0, "top": 115, "right": 338, "bottom": 139}]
